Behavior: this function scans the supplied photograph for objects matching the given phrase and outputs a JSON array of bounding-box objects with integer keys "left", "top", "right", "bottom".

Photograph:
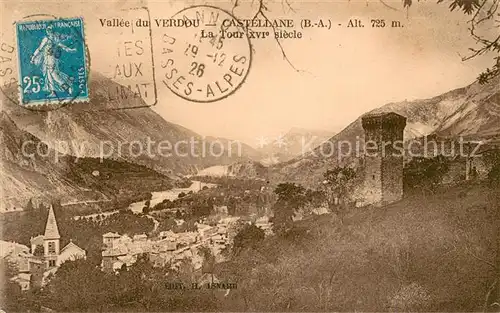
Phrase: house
[
  {"left": 58, "top": 241, "right": 86, "bottom": 265},
  {"left": 102, "top": 247, "right": 127, "bottom": 273},
  {"left": 214, "top": 205, "right": 228, "bottom": 214},
  {"left": 197, "top": 224, "right": 218, "bottom": 238},
  {"left": 0, "top": 240, "right": 30, "bottom": 263},
  {"left": 101, "top": 233, "right": 160, "bottom": 272},
  {"left": 117, "top": 254, "right": 137, "bottom": 267},
  {"left": 133, "top": 234, "right": 147, "bottom": 242},
  {"left": 28, "top": 257, "right": 45, "bottom": 289},
  {"left": 11, "top": 273, "right": 31, "bottom": 291},
  {"left": 212, "top": 234, "right": 226, "bottom": 245},
  {"left": 177, "top": 232, "right": 197, "bottom": 245},
  {"left": 255, "top": 216, "right": 273, "bottom": 235},
  {"left": 159, "top": 230, "right": 176, "bottom": 240},
  {"left": 102, "top": 232, "right": 121, "bottom": 249},
  {"left": 153, "top": 239, "right": 177, "bottom": 252},
  {"left": 217, "top": 226, "right": 228, "bottom": 235}
]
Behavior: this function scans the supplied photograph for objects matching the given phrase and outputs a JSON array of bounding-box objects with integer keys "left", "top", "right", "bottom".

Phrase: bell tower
[
  {"left": 43, "top": 205, "right": 60, "bottom": 268},
  {"left": 361, "top": 112, "right": 407, "bottom": 206}
]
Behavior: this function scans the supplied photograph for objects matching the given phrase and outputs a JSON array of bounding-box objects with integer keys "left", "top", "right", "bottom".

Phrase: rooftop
[
  {"left": 361, "top": 111, "right": 407, "bottom": 129},
  {"left": 44, "top": 206, "right": 60, "bottom": 240},
  {"left": 362, "top": 111, "right": 406, "bottom": 119},
  {"left": 102, "top": 232, "right": 121, "bottom": 238}
]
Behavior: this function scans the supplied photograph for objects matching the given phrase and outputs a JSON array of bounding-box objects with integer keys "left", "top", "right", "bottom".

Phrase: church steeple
[
  {"left": 43, "top": 205, "right": 60, "bottom": 268},
  {"left": 44, "top": 205, "right": 60, "bottom": 239}
]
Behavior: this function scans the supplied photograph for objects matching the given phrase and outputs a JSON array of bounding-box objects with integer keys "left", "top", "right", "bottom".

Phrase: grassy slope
[{"left": 218, "top": 182, "right": 498, "bottom": 311}]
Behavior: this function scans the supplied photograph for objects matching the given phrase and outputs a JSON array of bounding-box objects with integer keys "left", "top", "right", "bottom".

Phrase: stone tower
[
  {"left": 361, "top": 112, "right": 407, "bottom": 206},
  {"left": 43, "top": 205, "right": 60, "bottom": 268}
]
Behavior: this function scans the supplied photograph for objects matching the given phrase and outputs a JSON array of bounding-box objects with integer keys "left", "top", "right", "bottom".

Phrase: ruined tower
[{"left": 361, "top": 112, "right": 407, "bottom": 206}]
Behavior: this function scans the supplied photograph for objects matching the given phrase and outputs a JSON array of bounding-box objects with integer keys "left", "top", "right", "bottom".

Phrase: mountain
[
  {"left": 194, "top": 160, "right": 269, "bottom": 178},
  {"left": 271, "top": 76, "right": 500, "bottom": 186},
  {"left": 203, "top": 135, "right": 263, "bottom": 163},
  {"left": 258, "top": 127, "right": 335, "bottom": 165},
  {"left": 0, "top": 111, "right": 173, "bottom": 210},
  {"left": 1, "top": 72, "right": 259, "bottom": 177}
]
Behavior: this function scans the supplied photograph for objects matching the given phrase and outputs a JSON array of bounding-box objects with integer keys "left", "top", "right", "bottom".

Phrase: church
[{"left": 11, "top": 205, "right": 86, "bottom": 290}]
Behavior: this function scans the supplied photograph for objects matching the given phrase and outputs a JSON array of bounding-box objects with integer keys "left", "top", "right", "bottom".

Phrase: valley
[{"left": 1, "top": 70, "right": 500, "bottom": 313}]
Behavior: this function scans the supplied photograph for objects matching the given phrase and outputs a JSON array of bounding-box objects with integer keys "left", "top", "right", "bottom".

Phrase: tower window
[
  {"left": 49, "top": 260, "right": 56, "bottom": 267},
  {"left": 372, "top": 175, "right": 376, "bottom": 180},
  {"left": 48, "top": 242, "right": 56, "bottom": 254}
]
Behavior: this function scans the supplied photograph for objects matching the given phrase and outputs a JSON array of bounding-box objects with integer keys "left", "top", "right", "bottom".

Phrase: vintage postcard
[{"left": 0, "top": 0, "right": 499, "bottom": 311}]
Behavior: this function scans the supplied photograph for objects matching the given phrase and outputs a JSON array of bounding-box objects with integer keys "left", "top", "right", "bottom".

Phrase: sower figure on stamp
[{"left": 30, "top": 25, "right": 76, "bottom": 96}]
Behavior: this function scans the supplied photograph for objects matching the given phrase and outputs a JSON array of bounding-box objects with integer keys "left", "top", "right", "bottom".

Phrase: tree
[
  {"left": 51, "top": 198, "right": 63, "bottom": 212},
  {"left": 322, "top": 167, "right": 356, "bottom": 223},
  {"left": 175, "top": 209, "right": 183, "bottom": 219},
  {"left": 403, "top": 156, "right": 450, "bottom": 193},
  {"left": 191, "top": 199, "right": 212, "bottom": 218},
  {"left": 40, "top": 259, "right": 110, "bottom": 311},
  {"left": 33, "top": 244, "right": 44, "bottom": 257},
  {"left": 272, "top": 183, "right": 307, "bottom": 235},
  {"left": 305, "top": 188, "right": 327, "bottom": 209},
  {"left": 0, "top": 259, "right": 34, "bottom": 312},
  {"left": 227, "top": 196, "right": 237, "bottom": 216},
  {"left": 233, "top": 223, "right": 265, "bottom": 255},
  {"left": 199, "top": 246, "right": 216, "bottom": 274},
  {"left": 142, "top": 200, "right": 151, "bottom": 214},
  {"left": 25, "top": 198, "right": 35, "bottom": 212}
]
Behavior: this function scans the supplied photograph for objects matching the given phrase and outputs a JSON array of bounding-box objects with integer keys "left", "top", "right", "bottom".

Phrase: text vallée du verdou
[{"left": 99, "top": 17, "right": 404, "bottom": 39}]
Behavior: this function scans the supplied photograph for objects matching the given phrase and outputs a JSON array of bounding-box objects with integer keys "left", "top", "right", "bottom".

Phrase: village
[
  {"left": 1, "top": 195, "right": 274, "bottom": 291},
  {"left": 101, "top": 213, "right": 273, "bottom": 273}
]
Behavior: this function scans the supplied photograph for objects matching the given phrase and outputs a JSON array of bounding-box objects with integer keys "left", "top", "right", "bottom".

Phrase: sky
[{"left": 1, "top": 0, "right": 495, "bottom": 146}]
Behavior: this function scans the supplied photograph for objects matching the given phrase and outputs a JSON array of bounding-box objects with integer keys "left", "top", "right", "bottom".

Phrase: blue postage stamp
[{"left": 15, "top": 17, "right": 89, "bottom": 106}]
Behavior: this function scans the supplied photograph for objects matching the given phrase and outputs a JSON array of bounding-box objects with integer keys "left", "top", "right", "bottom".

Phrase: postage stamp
[
  {"left": 15, "top": 17, "right": 89, "bottom": 106},
  {"left": 159, "top": 5, "right": 252, "bottom": 103}
]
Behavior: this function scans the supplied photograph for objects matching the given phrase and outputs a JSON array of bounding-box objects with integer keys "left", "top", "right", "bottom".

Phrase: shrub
[
  {"left": 404, "top": 156, "right": 449, "bottom": 192},
  {"left": 233, "top": 223, "right": 265, "bottom": 255}
]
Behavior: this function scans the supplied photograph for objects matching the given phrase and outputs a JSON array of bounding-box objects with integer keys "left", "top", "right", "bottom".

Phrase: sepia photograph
[{"left": 0, "top": 0, "right": 499, "bottom": 311}]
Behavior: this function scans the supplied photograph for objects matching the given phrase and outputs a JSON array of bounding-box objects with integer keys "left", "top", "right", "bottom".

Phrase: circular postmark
[
  {"left": 0, "top": 14, "right": 91, "bottom": 112},
  {"left": 159, "top": 5, "right": 252, "bottom": 103}
]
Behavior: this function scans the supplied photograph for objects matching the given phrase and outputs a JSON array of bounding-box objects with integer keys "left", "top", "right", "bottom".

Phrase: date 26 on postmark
[
  {"left": 159, "top": 5, "right": 252, "bottom": 103},
  {"left": 15, "top": 17, "right": 89, "bottom": 106}
]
